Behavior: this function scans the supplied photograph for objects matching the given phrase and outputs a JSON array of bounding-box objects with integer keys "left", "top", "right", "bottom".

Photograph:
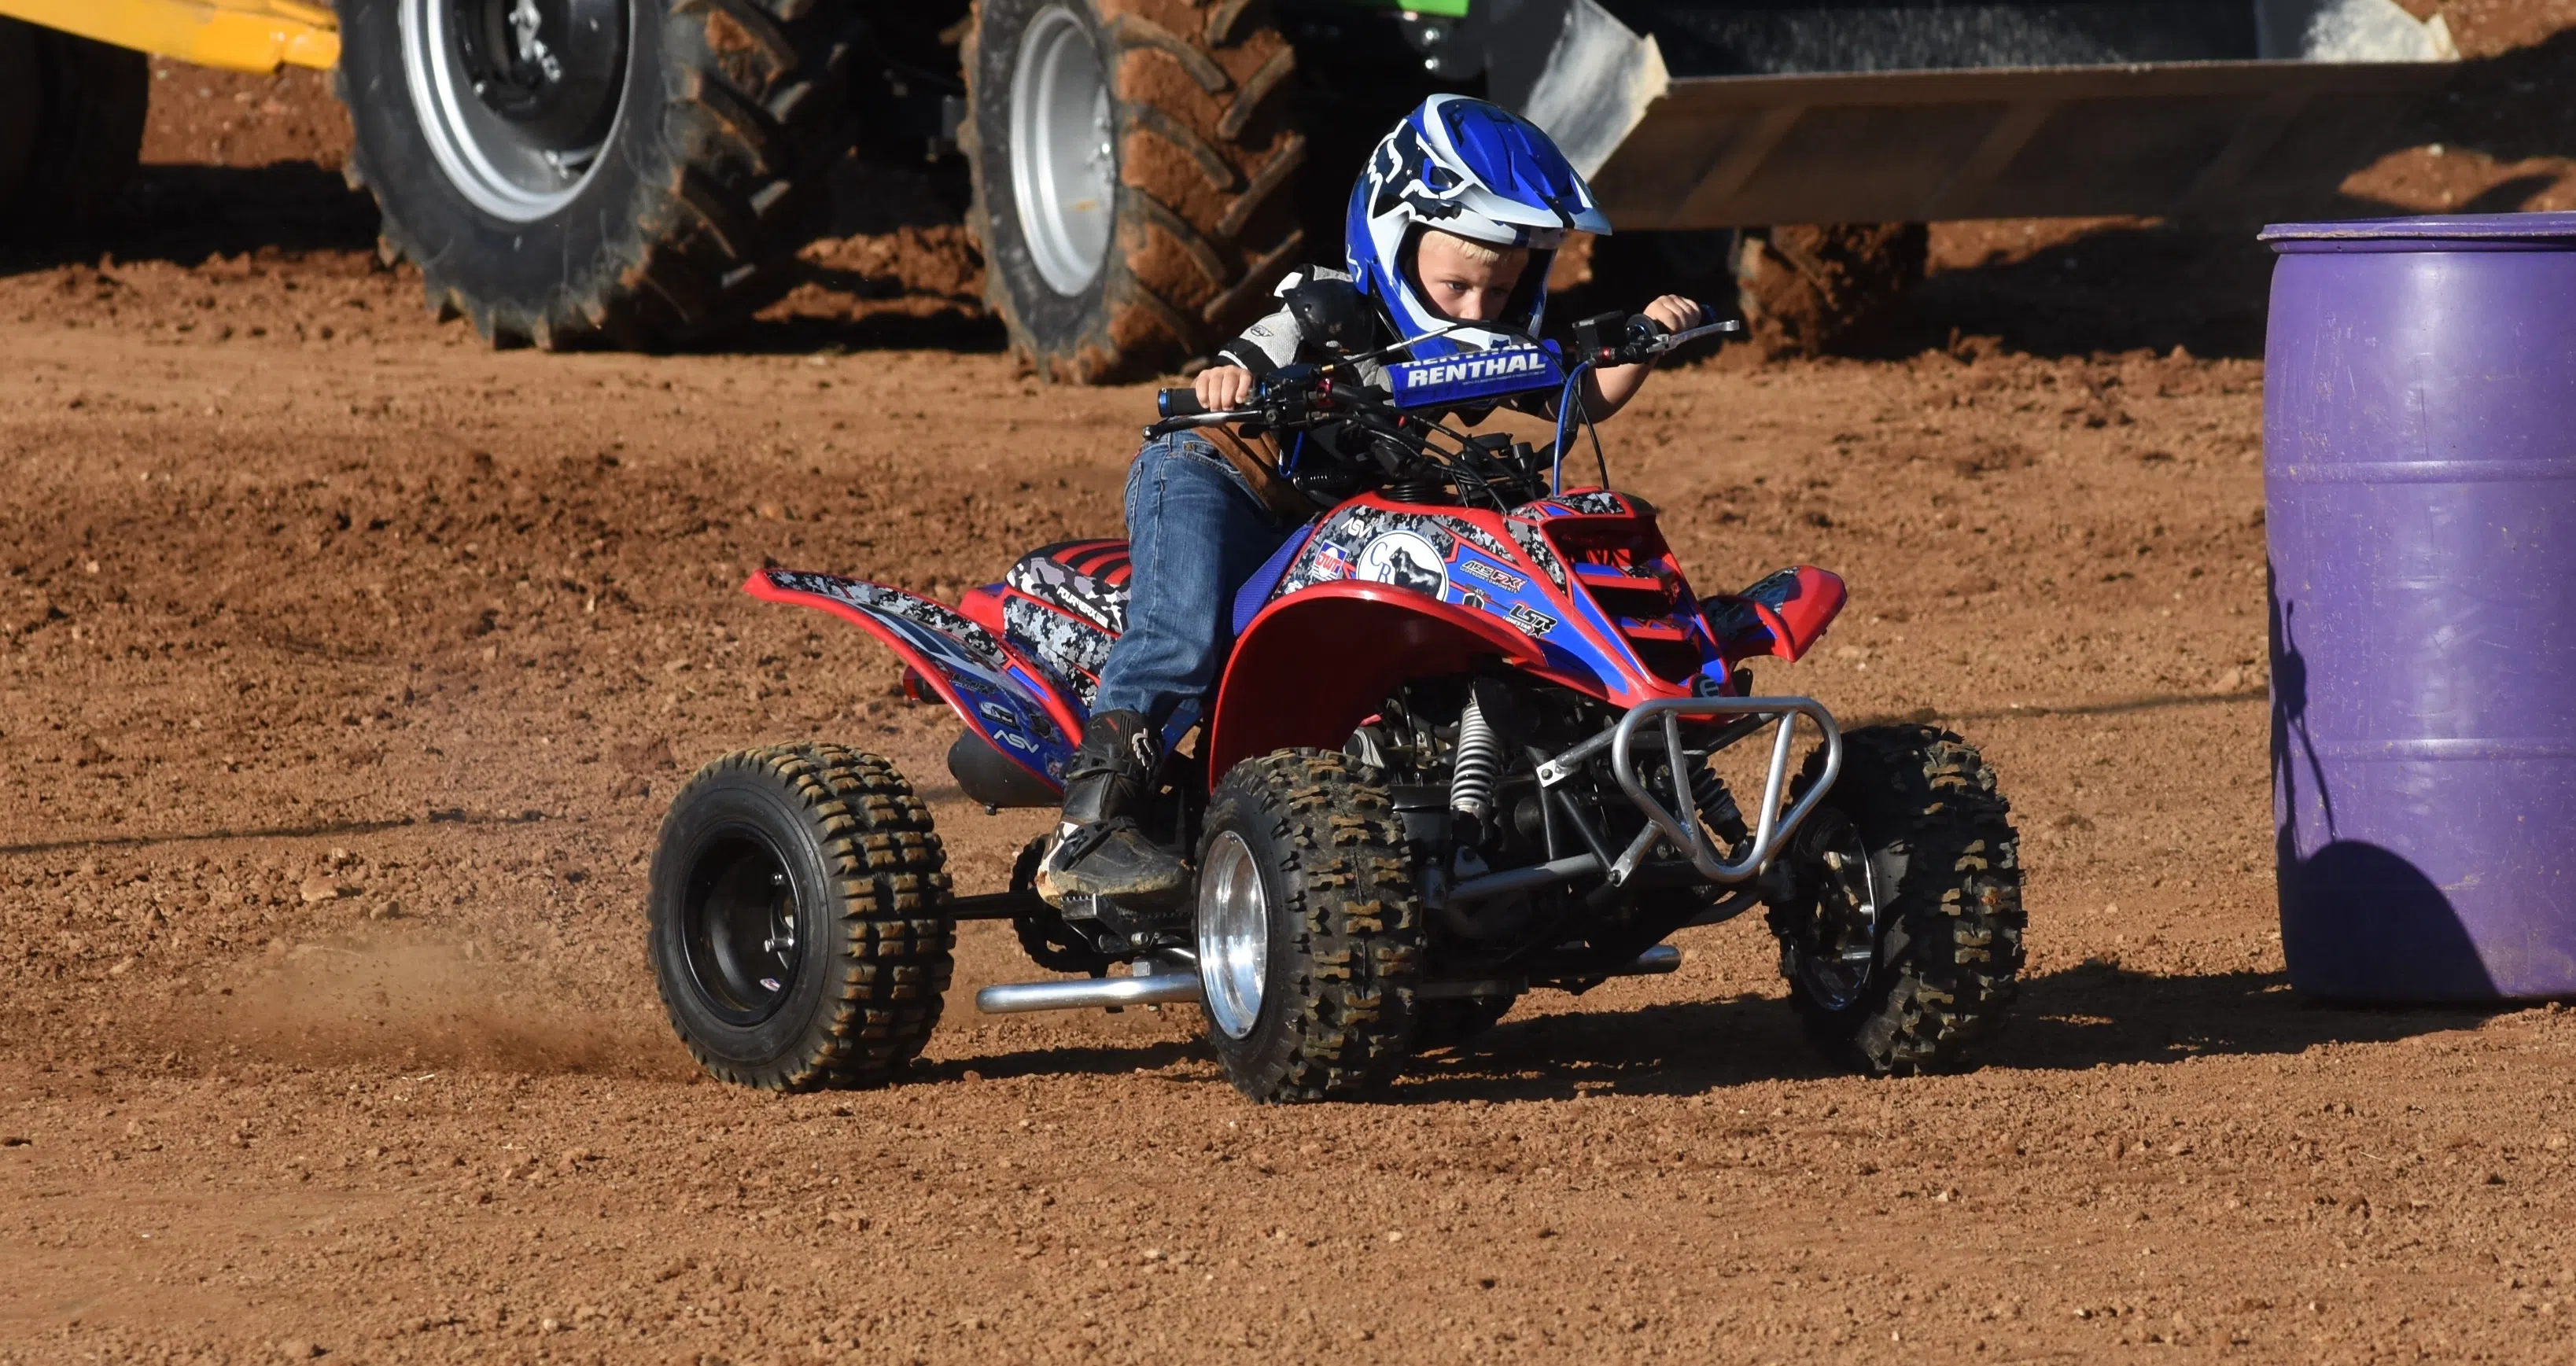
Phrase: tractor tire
[
  {"left": 1194, "top": 749, "right": 1423, "bottom": 1102},
  {"left": 650, "top": 744, "right": 955, "bottom": 1090},
  {"left": 1737, "top": 223, "right": 1928, "bottom": 358},
  {"left": 962, "top": 0, "right": 1306, "bottom": 382},
  {"left": 0, "top": 20, "right": 149, "bottom": 247},
  {"left": 1767, "top": 724, "right": 2024, "bottom": 1076},
  {"left": 336, "top": 0, "right": 861, "bottom": 349}
]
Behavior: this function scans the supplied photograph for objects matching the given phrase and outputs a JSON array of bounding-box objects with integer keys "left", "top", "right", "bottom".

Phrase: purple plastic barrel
[{"left": 2262, "top": 212, "right": 2576, "bottom": 1002}]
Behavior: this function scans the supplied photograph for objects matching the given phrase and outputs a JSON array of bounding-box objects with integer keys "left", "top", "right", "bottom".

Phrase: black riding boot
[{"left": 1035, "top": 709, "right": 1189, "bottom": 908}]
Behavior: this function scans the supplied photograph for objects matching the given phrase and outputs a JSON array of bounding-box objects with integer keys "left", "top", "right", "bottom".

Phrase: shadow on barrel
[{"left": 2268, "top": 562, "right": 2497, "bottom": 1001}]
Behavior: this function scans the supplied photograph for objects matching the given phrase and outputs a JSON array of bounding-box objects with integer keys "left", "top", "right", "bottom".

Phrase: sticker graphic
[
  {"left": 1505, "top": 519, "right": 1568, "bottom": 589},
  {"left": 1507, "top": 602, "right": 1559, "bottom": 637},
  {"left": 1458, "top": 558, "right": 1528, "bottom": 593},
  {"left": 1355, "top": 530, "right": 1449, "bottom": 597}
]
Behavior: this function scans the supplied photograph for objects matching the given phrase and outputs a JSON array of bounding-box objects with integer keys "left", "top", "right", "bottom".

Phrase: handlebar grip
[{"left": 1156, "top": 388, "right": 1206, "bottom": 419}]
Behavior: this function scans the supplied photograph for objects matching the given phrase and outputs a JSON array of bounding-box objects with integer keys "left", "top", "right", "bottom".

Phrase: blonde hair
[{"left": 1422, "top": 229, "right": 1508, "bottom": 265}]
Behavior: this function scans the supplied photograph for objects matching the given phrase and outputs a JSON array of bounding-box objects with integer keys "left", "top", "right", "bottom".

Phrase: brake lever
[
  {"left": 1144, "top": 408, "right": 1263, "bottom": 438},
  {"left": 1636, "top": 318, "right": 1745, "bottom": 357}
]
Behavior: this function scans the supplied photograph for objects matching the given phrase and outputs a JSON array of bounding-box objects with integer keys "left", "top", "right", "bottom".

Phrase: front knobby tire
[
  {"left": 649, "top": 744, "right": 954, "bottom": 1090},
  {"left": 963, "top": 0, "right": 1306, "bottom": 382},
  {"left": 1195, "top": 750, "right": 1423, "bottom": 1103},
  {"left": 1770, "top": 724, "right": 2024, "bottom": 1076},
  {"left": 337, "top": 0, "right": 860, "bottom": 348}
]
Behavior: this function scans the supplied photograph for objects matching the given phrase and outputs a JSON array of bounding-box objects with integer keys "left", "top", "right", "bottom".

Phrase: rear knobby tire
[
  {"left": 1196, "top": 749, "right": 1422, "bottom": 1102},
  {"left": 1770, "top": 724, "right": 2023, "bottom": 1076},
  {"left": 963, "top": 0, "right": 1306, "bottom": 382},
  {"left": 336, "top": 0, "right": 859, "bottom": 348},
  {"left": 650, "top": 744, "right": 954, "bottom": 1090},
  {"left": 0, "top": 19, "right": 148, "bottom": 246}
]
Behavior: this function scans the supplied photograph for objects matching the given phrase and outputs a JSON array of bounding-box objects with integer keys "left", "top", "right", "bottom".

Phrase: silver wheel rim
[
  {"left": 400, "top": 0, "right": 627, "bottom": 223},
  {"left": 1008, "top": 7, "right": 1117, "bottom": 296},
  {"left": 1196, "top": 831, "right": 1269, "bottom": 1040}
]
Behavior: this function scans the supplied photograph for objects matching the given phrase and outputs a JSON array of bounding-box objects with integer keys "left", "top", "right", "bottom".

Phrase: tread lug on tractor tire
[
  {"left": 0, "top": 18, "right": 148, "bottom": 246},
  {"left": 335, "top": 0, "right": 862, "bottom": 350},
  {"left": 1195, "top": 749, "right": 1424, "bottom": 1103},
  {"left": 1736, "top": 223, "right": 1928, "bottom": 359},
  {"left": 1769, "top": 724, "right": 2025, "bottom": 1077},
  {"left": 964, "top": 0, "right": 1306, "bottom": 383},
  {"left": 649, "top": 744, "right": 956, "bottom": 1091}
]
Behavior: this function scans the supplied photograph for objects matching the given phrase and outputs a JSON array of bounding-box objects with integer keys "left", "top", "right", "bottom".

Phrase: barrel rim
[{"left": 2264, "top": 212, "right": 2576, "bottom": 252}]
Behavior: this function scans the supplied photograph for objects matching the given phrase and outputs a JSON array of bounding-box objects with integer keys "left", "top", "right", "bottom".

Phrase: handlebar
[{"left": 1155, "top": 388, "right": 1204, "bottom": 419}]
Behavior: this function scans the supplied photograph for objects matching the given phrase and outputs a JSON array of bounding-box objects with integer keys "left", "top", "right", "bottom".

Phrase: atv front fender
[
  {"left": 1206, "top": 581, "right": 1617, "bottom": 783},
  {"left": 745, "top": 570, "right": 1074, "bottom": 797}
]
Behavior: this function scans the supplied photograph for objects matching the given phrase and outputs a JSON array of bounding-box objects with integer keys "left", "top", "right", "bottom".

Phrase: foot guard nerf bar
[{"left": 975, "top": 947, "right": 1684, "bottom": 1014}]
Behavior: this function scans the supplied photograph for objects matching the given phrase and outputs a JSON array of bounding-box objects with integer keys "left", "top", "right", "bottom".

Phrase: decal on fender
[
  {"left": 1458, "top": 558, "right": 1528, "bottom": 593},
  {"left": 1354, "top": 529, "right": 1448, "bottom": 597}
]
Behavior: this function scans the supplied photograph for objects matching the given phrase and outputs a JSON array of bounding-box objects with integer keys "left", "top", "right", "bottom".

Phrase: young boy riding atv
[
  {"left": 1034, "top": 94, "right": 1711, "bottom": 911},
  {"left": 647, "top": 93, "right": 2025, "bottom": 1104}
]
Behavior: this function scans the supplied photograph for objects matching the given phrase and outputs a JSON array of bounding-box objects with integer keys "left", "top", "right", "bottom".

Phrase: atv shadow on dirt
[{"left": 1385, "top": 965, "right": 2500, "bottom": 1104}]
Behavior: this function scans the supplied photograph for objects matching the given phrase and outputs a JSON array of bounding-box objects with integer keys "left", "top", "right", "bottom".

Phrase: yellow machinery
[
  {"left": 0, "top": 0, "right": 2459, "bottom": 366},
  {"left": 0, "top": 0, "right": 337, "bottom": 72},
  {"left": 0, "top": 0, "right": 337, "bottom": 245}
]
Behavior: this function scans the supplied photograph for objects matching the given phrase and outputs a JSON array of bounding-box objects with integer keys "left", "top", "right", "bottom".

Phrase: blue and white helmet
[{"left": 1345, "top": 94, "right": 1612, "bottom": 361}]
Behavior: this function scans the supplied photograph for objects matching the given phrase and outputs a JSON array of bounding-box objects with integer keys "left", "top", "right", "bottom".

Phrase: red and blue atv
[{"left": 647, "top": 300, "right": 2026, "bottom": 1103}]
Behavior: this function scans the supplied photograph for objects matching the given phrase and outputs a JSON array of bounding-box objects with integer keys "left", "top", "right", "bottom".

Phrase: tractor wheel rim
[
  {"left": 1196, "top": 830, "right": 1268, "bottom": 1040},
  {"left": 681, "top": 828, "right": 802, "bottom": 1025},
  {"left": 1009, "top": 6, "right": 1117, "bottom": 296},
  {"left": 401, "top": 0, "right": 628, "bottom": 222}
]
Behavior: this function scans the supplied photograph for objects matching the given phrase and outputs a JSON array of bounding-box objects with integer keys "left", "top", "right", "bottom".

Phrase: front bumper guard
[{"left": 1535, "top": 696, "right": 1842, "bottom": 889}]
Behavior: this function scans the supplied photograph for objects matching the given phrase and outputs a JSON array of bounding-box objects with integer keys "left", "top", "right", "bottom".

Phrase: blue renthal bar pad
[{"left": 1388, "top": 343, "right": 1567, "bottom": 411}]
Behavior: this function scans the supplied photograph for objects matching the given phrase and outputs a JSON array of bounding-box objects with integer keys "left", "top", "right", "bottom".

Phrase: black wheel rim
[
  {"left": 1787, "top": 809, "right": 1882, "bottom": 1012},
  {"left": 680, "top": 827, "right": 803, "bottom": 1026}
]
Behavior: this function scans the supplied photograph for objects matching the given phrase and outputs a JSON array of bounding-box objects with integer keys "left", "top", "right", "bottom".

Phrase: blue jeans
[{"left": 1092, "top": 431, "right": 1300, "bottom": 727}]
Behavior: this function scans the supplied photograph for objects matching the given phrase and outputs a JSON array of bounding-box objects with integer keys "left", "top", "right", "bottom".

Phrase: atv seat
[{"left": 1006, "top": 539, "right": 1132, "bottom": 637}]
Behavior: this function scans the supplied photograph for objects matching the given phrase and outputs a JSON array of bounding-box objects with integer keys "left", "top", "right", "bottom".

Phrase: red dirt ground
[{"left": 4, "top": 11, "right": 2576, "bottom": 1364}]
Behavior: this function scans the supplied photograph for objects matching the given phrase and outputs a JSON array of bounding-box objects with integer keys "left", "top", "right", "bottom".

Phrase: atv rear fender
[
  {"left": 1206, "top": 581, "right": 1611, "bottom": 784},
  {"left": 744, "top": 570, "right": 1075, "bottom": 798}
]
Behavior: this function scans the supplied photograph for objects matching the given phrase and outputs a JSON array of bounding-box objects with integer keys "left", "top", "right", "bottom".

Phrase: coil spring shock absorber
[
  {"left": 1450, "top": 695, "right": 1501, "bottom": 838},
  {"left": 1687, "top": 761, "right": 1751, "bottom": 852}
]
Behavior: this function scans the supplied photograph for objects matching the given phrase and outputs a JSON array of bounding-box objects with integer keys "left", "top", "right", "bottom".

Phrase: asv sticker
[
  {"left": 1354, "top": 529, "right": 1447, "bottom": 597},
  {"left": 995, "top": 729, "right": 1038, "bottom": 753},
  {"left": 1506, "top": 602, "right": 1557, "bottom": 636}
]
